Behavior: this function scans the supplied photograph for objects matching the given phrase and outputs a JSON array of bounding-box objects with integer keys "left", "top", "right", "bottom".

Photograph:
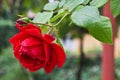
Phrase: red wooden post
[{"left": 102, "top": 1, "right": 116, "bottom": 80}]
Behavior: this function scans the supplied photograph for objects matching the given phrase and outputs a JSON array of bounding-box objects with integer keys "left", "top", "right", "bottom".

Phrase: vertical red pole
[{"left": 102, "top": 1, "right": 116, "bottom": 80}]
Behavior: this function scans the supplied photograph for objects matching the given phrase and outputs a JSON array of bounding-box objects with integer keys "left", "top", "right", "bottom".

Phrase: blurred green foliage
[
  {"left": 0, "top": 47, "right": 31, "bottom": 80},
  {"left": 0, "top": 47, "right": 120, "bottom": 80}
]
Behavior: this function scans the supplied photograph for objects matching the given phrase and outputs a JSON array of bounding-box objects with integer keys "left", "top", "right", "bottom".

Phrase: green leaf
[
  {"left": 58, "top": 9, "right": 65, "bottom": 14},
  {"left": 59, "top": 0, "right": 66, "bottom": 8},
  {"left": 88, "top": 16, "right": 112, "bottom": 44},
  {"left": 50, "top": 11, "right": 66, "bottom": 22},
  {"left": 90, "top": 0, "right": 108, "bottom": 8},
  {"left": 111, "top": 0, "right": 120, "bottom": 17},
  {"left": 63, "top": 0, "right": 85, "bottom": 11},
  {"left": 44, "top": 1, "right": 59, "bottom": 11},
  {"left": 82, "top": 0, "right": 90, "bottom": 5},
  {"left": 33, "top": 12, "right": 53, "bottom": 24},
  {"left": 71, "top": 6, "right": 100, "bottom": 27},
  {"left": 74, "top": 5, "right": 84, "bottom": 11}
]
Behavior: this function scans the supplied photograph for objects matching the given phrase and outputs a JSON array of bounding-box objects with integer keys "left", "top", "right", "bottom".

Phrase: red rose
[{"left": 9, "top": 22, "right": 66, "bottom": 74}]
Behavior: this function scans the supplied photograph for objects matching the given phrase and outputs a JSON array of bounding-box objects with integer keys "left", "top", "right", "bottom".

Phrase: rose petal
[
  {"left": 16, "top": 22, "right": 22, "bottom": 31},
  {"left": 43, "top": 34, "right": 55, "bottom": 43},
  {"left": 9, "top": 32, "right": 29, "bottom": 51},
  {"left": 21, "top": 37, "right": 42, "bottom": 46},
  {"left": 19, "top": 54, "right": 44, "bottom": 72},
  {"left": 43, "top": 42, "right": 50, "bottom": 65},
  {"left": 14, "top": 43, "right": 21, "bottom": 58},
  {"left": 30, "top": 45, "right": 46, "bottom": 60},
  {"left": 19, "top": 45, "right": 46, "bottom": 60},
  {"left": 24, "top": 28, "right": 42, "bottom": 38},
  {"left": 19, "top": 54, "right": 35, "bottom": 68},
  {"left": 51, "top": 43, "right": 66, "bottom": 68},
  {"left": 16, "top": 23, "right": 42, "bottom": 38},
  {"left": 28, "top": 23, "right": 41, "bottom": 30},
  {"left": 9, "top": 32, "right": 29, "bottom": 44},
  {"left": 29, "top": 60, "right": 45, "bottom": 72},
  {"left": 16, "top": 23, "right": 40, "bottom": 31},
  {"left": 44, "top": 49, "right": 57, "bottom": 74}
]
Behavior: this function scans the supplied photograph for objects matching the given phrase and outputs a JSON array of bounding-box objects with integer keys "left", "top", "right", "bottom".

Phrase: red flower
[{"left": 9, "top": 22, "right": 66, "bottom": 74}]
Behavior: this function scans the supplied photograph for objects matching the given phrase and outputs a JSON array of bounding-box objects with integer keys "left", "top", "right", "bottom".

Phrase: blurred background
[{"left": 0, "top": 0, "right": 120, "bottom": 80}]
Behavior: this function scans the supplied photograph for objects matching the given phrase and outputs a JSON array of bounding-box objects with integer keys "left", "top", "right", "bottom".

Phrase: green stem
[
  {"left": 31, "top": 12, "right": 69, "bottom": 35},
  {"left": 47, "top": 27, "right": 54, "bottom": 34},
  {"left": 47, "top": 12, "right": 69, "bottom": 34},
  {"left": 53, "top": 13, "right": 68, "bottom": 27},
  {"left": 31, "top": 22, "right": 53, "bottom": 27},
  {"left": 31, "top": 12, "right": 69, "bottom": 28}
]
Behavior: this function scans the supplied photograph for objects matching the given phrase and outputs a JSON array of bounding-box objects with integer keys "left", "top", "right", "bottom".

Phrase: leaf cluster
[{"left": 29, "top": 0, "right": 113, "bottom": 44}]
